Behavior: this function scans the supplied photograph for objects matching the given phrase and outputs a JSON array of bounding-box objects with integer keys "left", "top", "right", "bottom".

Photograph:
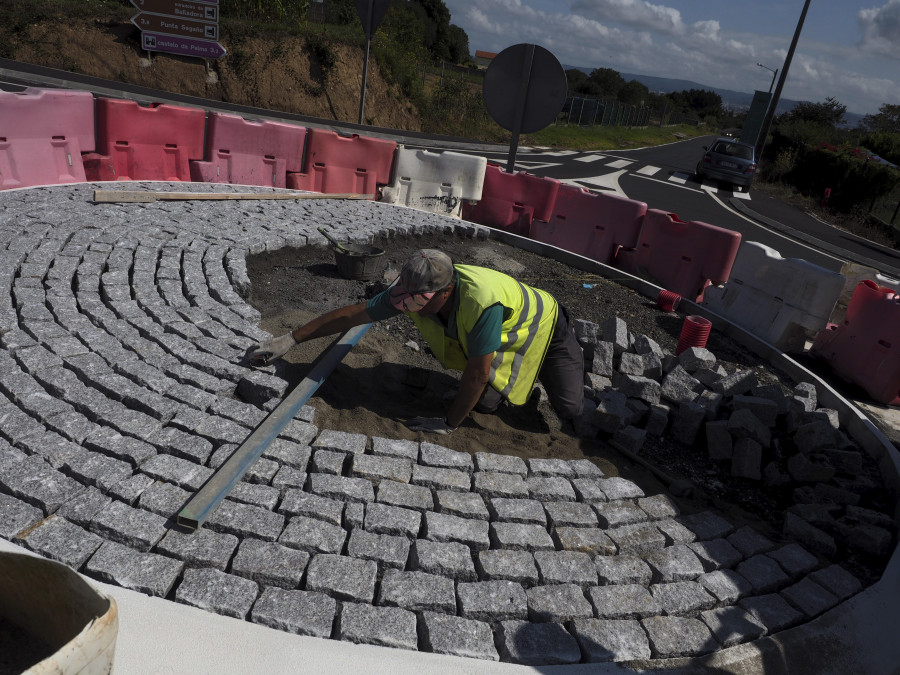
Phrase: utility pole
[{"left": 755, "top": 0, "right": 812, "bottom": 161}]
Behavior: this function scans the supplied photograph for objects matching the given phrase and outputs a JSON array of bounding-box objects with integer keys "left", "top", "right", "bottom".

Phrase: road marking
[
  {"left": 636, "top": 165, "right": 661, "bottom": 176},
  {"left": 731, "top": 191, "right": 752, "bottom": 200},
  {"left": 700, "top": 183, "right": 719, "bottom": 194},
  {"left": 575, "top": 154, "right": 606, "bottom": 163},
  {"left": 573, "top": 169, "right": 628, "bottom": 196},
  {"left": 668, "top": 173, "right": 689, "bottom": 185},
  {"left": 605, "top": 159, "right": 633, "bottom": 169},
  {"left": 513, "top": 161, "right": 562, "bottom": 171},
  {"left": 543, "top": 150, "right": 579, "bottom": 156}
]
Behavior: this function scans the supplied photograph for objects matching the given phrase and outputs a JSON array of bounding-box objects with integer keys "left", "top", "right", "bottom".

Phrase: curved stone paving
[{"left": 0, "top": 182, "right": 872, "bottom": 665}]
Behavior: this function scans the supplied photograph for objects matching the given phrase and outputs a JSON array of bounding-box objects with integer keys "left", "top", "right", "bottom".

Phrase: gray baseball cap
[{"left": 389, "top": 249, "right": 454, "bottom": 312}]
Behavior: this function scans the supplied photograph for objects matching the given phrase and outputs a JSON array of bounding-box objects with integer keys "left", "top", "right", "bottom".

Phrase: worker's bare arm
[
  {"left": 290, "top": 302, "right": 372, "bottom": 343},
  {"left": 446, "top": 352, "right": 493, "bottom": 428}
]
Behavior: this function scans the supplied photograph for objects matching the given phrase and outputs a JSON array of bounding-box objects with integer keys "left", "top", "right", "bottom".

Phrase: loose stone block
[
  {"left": 688, "top": 538, "right": 744, "bottom": 572},
  {"left": 589, "top": 583, "right": 661, "bottom": 619},
  {"left": 568, "top": 459, "right": 604, "bottom": 478},
  {"left": 251, "top": 587, "right": 337, "bottom": 638},
  {"left": 544, "top": 501, "right": 598, "bottom": 529},
  {"left": 175, "top": 567, "right": 259, "bottom": 620},
  {"left": 731, "top": 438, "right": 763, "bottom": 480},
  {"left": 678, "top": 347, "right": 716, "bottom": 372},
  {"left": 227, "top": 482, "right": 280, "bottom": 510},
  {"left": 18, "top": 515, "right": 103, "bottom": 569},
  {"left": 62, "top": 449, "right": 133, "bottom": 492},
  {"left": 728, "top": 526, "right": 775, "bottom": 557},
  {"left": 435, "top": 490, "right": 488, "bottom": 520},
  {"left": 56, "top": 488, "right": 111, "bottom": 529},
  {"left": 526, "top": 583, "right": 593, "bottom": 622},
  {"left": 206, "top": 500, "right": 285, "bottom": 542},
  {"left": 783, "top": 512, "right": 837, "bottom": 558},
  {"left": 107, "top": 474, "right": 155, "bottom": 505},
  {"left": 337, "top": 602, "right": 418, "bottom": 651},
  {"left": 780, "top": 577, "right": 839, "bottom": 617},
  {"left": 699, "top": 569, "right": 754, "bottom": 603},
  {"left": 277, "top": 489, "right": 344, "bottom": 526},
  {"left": 488, "top": 498, "right": 546, "bottom": 525},
  {"left": 376, "top": 480, "right": 434, "bottom": 512},
  {"left": 86, "top": 540, "right": 183, "bottom": 597},
  {"left": 351, "top": 454, "right": 413, "bottom": 485},
  {"left": 411, "top": 539, "right": 477, "bottom": 581},
  {"left": 420, "top": 442, "right": 473, "bottom": 472},
  {"left": 304, "top": 554, "right": 377, "bottom": 603},
  {"left": 472, "top": 472, "right": 528, "bottom": 499},
  {"left": 232, "top": 538, "right": 310, "bottom": 589},
  {"left": 496, "top": 620, "right": 581, "bottom": 666},
  {"left": 656, "top": 518, "right": 698, "bottom": 546},
  {"left": 89, "top": 499, "right": 167, "bottom": 552},
  {"left": 457, "top": 580, "right": 528, "bottom": 621},
  {"left": 489, "top": 522, "right": 555, "bottom": 552},
  {"left": 533, "top": 550, "right": 597, "bottom": 587},
  {"left": 308, "top": 473, "right": 375, "bottom": 504},
  {"left": 0, "top": 492, "right": 43, "bottom": 538},
  {"left": 598, "top": 477, "right": 645, "bottom": 500},
  {"left": 156, "top": 527, "right": 239, "bottom": 571},
  {"left": 411, "top": 464, "right": 471, "bottom": 492},
  {"left": 739, "top": 594, "right": 804, "bottom": 632},
  {"left": 312, "top": 429, "right": 366, "bottom": 455},
  {"left": 607, "top": 522, "right": 666, "bottom": 555},
  {"left": 593, "top": 390, "right": 629, "bottom": 433},
  {"left": 701, "top": 607, "right": 767, "bottom": 648},
  {"left": 347, "top": 529, "right": 410, "bottom": 571},
  {"left": 638, "top": 494, "right": 680, "bottom": 521},
  {"left": 140, "top": 454, "right": 212, "bottom": 491},
  {"left": 476, "top": 550, "right": 539, "bottom": 586},
  {"left": 377, "top": 569, "right": 456, "bottom": 613},
  {"left": 645, "top": 404, "right": 670, "bottom": 436},
  {"left": 594, "top": 501, "right": 649, "bottom": 528},
  {"left": 650, "top": 580, "right": 716, "bottom": 614},
  {"left": 595, "top": 555, "right": 653, "bottom": 586},
  {"left": 526, "top": 457, "right": 575, "bottom": 477},
  {"left": 474, "top": 451, "right": 527, "bottom": 476},
  {"left": 727, "top": 409, "right": 771, "bottom": 448},
  {"left": 554, "top": 527, "right": 616, "bottom": 556},
  {"left": 613, "top": 424, "right": 648, "bottom": 452},
  {"left": 735, "top": 555, "right": 791, "bottom": 594},
  {"left": 425, "top": 511, "right": 490, "bottom": 551},
  {"left": 137, "top": 481, "right": 190, "bottom": 517},
  {"left": 678, "top": 511, "right": 735, "bottom": 541},
  {"left": 271, "top": 467, "right": 307, "bottom": 491},
  {"left": 0, "top": 454, "right": 86, "bottom": 514},
  {"left": 645, "top": 544, "right": 706, "bottom": 583},
  {"left": 642, "top": 615, "right": 717, "bottom": 658},
  {"left": 343, "top": 502, "right": 364, "bottom": 531},
  {"left": 419, "top": 611, "right": 499, "bottom": 661},
  {"left": 279, "top": 516, "right": 346, "bottom": 554},
  {"left": 371, "top": 437, "right": 418, "bottom": 461},
  {"left": 733, "top": 395, "right": 779, "bottom": 427},
  {"left": 767, "top": 543, "right": 819, "bottom": 577},
  {"left": 671, "top": 401, "right": 706, "bottom": 445},
  {"left": 809, "top": 565, "right": 862, "bottom": 601},
  {"left": 365, "top": 503, "right": 422, "bottom": 539},
  {"left": 311, "top": 449, "right": 346, "bottom": 475},
  {"left": 661, "top": 366, "right": 703, "bottom": 405},
  {"left": 527, "top": 476, "right": 575, "bottom": 502},
  {"left": 570, "top": 478, "right": 608, "bottom": 504},
  {"left": 572, "top": 618, "right": 652, "bottom": 662}
]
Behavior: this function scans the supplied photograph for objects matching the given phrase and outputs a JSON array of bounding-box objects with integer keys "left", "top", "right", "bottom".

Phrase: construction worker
[{"left": 250, "top": 249, "right": 584, "bottom": 434}]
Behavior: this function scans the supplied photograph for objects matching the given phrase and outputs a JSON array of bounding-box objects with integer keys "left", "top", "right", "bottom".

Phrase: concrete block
[
  {"left": 435, "top": 490, "right": 488, "bottom": 520},
  {"left": 595, "top": 555, "right": 653, "bottom": 586},
  {"left": 0, "top": 492, "right": 44, "bottom": 538},
  {"left": 809, "top": 564, "right": 862, "bottom": 601},
  {"left": 56, "top": 488, "right": 111, "bottom": 528},
  {"left": 496, "top": 620, "right": 581, "bottom": 665},
  {"left": 591, "top": 341, "right": 613, "bottom": 376},
  {"left": 678, "top": 347, "right": 716, "bottom": 372},
  {"left": 206, "top": 499, "right": 285, "bottom": 542},
  {"left": 156, "top": 527, "right": 239, "bottom": 571},
  {"left": 534, "top": 550, "right": 597, "bottom": 586},
  {"left": 424, "top": 511, "right": 490, "bottom": 550},
  {"left": 232, "top": 538, "right": 310, "bottom": 589},
  {"left": 644, "top": 403, "right": 670, "bottom": 436},
  {"left": 311, "top": 448, "right": 346, "bottom": 475},
  {"left": 645, "top": 544, "right": 706, "bottom": 582},
  {"left": 304, "top": 554, "right": 377, "bottom": 603},
  {"left": 489, "top": 522, "right": 555, "bottom": 552},
  {"left": 312, "top": 429, "right": 367, "bottom": 455},
  {"left": 712, "top": 370, "right": 758, "bottom": 396},
  {"left": 371, "top": 437, "right": 419, "bottom": 461},
  {"left": 783, "top": 512, "right": 837, "bottom": 558},
  {"left": 728, "top": 526, "right": 775, "bottom": 557},
  {"left": 278, "top": 515, "right": 346, "bottom": 554},
  {"left": 570, "top": 478, "right": 608, "bottom": 504},
  {"left": 420, "top": 441, "right": 473, "bottom": 472},
  {"left": 376, "top": 480, "right": 434, "bottom": 512},
  {"left": 475, "top": 549, "right": 539, "bottom": 586},
  {"left": 411, "top": 464, "right": 471, "bottom": 492},
  {"left": 308, "top": 473, "right": 375, "bottom": 504},
  {"left": 526, "top": 583, "right": 594, "bottom": 622},
  {"left": 727, "top": 408, "right": 771, "bottom": 448},
  {"left": 613, "top": 425, "right": 647, "bottom": 453},
  {"left": 661, "top": 366, "right": 704, "bottom": 405},
  {"left": 593, "top": 390, "right": 630, "bottom": 433},
  {"left": 589, "top": 583, "right": 660, "bottom": 619},
  {"left": 650, "top": 580, "right": 716, "bottom": 614},
  {"left": 571, "top": 618, "right": 652, "bottom": 662},
  {"left": 544, "top": 501, "right": 598, "bottom": 528},
  {"left": 638, "top": 494, "right": 680, "bottom": 520},
  {"left": 89, "top": 499, "right": 167, "bottom": 552},
  {"left": 337, "top": 602, "right": 417, "bottom": 651},
  {"left": 175, "top": 567, "right": 259, "bottom": 620},
  {"left": 419, "top": 611, "right": 499, "bottom": 661},
  {"left": 457, "top": 580, "right": 528, "bottom": 621},
  {"left": 278, "top": 489, "right": 344, "bottom": 526},
  {"left": 251, "top": 587, "right": 336, "bottom": 638},
  {"left": 410, "top": 539, "right": 476, "bottom": 581},
  {"left": 377, "top": 569, "right": 456, "bottom": 613},
  {"left": 364, "top": 503, "right": 422, "bottom": 539},
  {"left": 606, "top": 522, "right": 667, "bottom": 555},
  {"left": 474, "top": 451, "right": 527, "bottom": 475},
  {"left": 787, "top": 453, "right": 835, "bottom": 483},
  {"left": 594, "top": 501, "right": 649, "bottom": 529},
  {"left": 602, "top": 316, "right": 630, "bottom": 355},
  {"left": 766, "top": 543, "right": 819, "bottom": 577},
  {"left": 18, "top": 515, "right": 103, "bottom": 569},
  {"left": 733, "top": 395, "right": 779, "bottom": 427},
  {"left": 780, "top": 577, "right": 840, "bottom": 617},
  {"left": 706, "top": 420, "right": 733, "bottom": 461},
  {"left": 472, "top": 472, "right": 529, "bottom": 499},
  {"left": 527, "top": 476, "right": 576, "bottom": 502}
]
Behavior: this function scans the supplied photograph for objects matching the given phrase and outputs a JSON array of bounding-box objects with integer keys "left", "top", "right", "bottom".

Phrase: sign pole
[
  {"left": 505, "top": 44, "right": 535, "bottom": 174},
  {"left": 357, "top": 0, "right": 374, "bottom": 125}
]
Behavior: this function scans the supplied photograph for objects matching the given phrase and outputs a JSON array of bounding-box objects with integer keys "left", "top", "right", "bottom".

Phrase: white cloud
[
  {"left": 571, "top": 0, "right": 686, "bottom": 34},
  {"left": 858, "top": 0, "right": 900, "bottom": 58}
]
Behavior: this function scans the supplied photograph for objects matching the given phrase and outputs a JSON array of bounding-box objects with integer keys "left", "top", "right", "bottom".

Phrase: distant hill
[{"left": 562, "top": 65, "right": 864, "bottom": 126}]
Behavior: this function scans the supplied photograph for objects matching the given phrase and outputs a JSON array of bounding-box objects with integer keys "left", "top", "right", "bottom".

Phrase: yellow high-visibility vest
[{"left": 408, "top": 265, "right": 558, "bottom": 405}]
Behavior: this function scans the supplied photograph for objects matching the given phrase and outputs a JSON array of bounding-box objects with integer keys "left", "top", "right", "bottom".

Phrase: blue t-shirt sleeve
[
  {"left": 466, "top": 303, "right": 503, "bottom": 357},
  {"left": 365, "top": 288, "right": 402, "bottom": 321}
]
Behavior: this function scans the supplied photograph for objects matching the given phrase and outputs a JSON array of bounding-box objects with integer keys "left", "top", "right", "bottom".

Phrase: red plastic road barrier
[
  {"left": 811, "top": 280, "right": 900, "bottom": 405},
  {"left": 286, "top": 129, "right": 396, "bottom": 197},
  {"left": 190, "top": 112, "right": 307, "bottom": 188},
  {"left": 84, "top": 98, "right": 206, "bottom": 181},
  {"left": 529, "top": 186, "right": 646, "bottom": 264},
  {"left": 616, "top": 210, "right": 741, "bottom": 301},
  {"left": 462, "top": 163, "right": 560, "bottom": 237},
  {"left": 676, "top": 315, "right": 712, "bottom": 355},
  {"left": 657, "top": 289, "right": 681, "bottom": 312},
  {"left": 0, "top": 88, "right": 95, "bottom": 190}
]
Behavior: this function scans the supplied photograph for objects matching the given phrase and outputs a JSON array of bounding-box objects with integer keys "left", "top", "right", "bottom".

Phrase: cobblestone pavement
[{"left": 0, "top": 183, "right": 865, "bottom": 666}]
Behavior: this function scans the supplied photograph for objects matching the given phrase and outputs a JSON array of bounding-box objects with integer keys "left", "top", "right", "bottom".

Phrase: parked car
[{"left": 696, "top": 138, "right": 757, "bottom": 191}]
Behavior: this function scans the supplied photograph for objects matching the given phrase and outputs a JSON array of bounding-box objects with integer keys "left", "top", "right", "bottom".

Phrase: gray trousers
[{"left": 476, "top": 304, "right": 585, "bottom": 419}]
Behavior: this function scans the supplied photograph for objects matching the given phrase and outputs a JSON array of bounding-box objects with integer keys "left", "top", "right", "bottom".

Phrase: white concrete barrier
[
  {"left": 381, "top": 147, "right": 486, "bottom": 218},
  {"left": 703, "top": 241, "right": 844, "bottom": 352}
]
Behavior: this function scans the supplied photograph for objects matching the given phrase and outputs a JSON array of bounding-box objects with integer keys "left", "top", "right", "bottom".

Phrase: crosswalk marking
[
  {"left": 731, "top": 190, "right": 752, "bottom": 200},
  {"left": 575, "top": 154, "right": 606, "bottom": 163},
  {"left": 668, "top": 173, "right": 688, "bottom": 185},
  {"left": 636, "top": 165, "right": 661, "bottom": 176},
  {"left": 605, "top": 159, "right": 633, "bottom": 169},
  {"left": 543, "top": 150, "right": 579, "bottom": 156}
]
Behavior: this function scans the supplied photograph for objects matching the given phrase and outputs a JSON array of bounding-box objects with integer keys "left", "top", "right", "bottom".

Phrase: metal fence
[{"left": 559, "top": 95, "right": 700, "bottom": 129}]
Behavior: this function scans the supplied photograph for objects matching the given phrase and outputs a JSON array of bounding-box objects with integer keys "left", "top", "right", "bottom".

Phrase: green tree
[
  {"left": 619, "top": 80, "right": 649, "bottom": 106},
  {"left": 446, "top": 23, "right": 469, "bottom": 63},
  {"left": 588, "top": 67, "right": 626, "bottom": 98},
  {"left": 786, "top": 96, "right": 847, "bottom": 128},
  {"left": 861, "top": 103, "right": 900, "bottom": 134},
  {"left": 669, "top": 89, "right": 723, "bottom": 118}
]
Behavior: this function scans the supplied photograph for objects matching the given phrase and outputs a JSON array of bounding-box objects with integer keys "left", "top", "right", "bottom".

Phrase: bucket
[
  {"left": 333, "top": 243, "right": 386, "bottom": 281},
  {"left": 657, "top": 289, "right": 681, "bottom": 312},
  {"left": 676, "top": 315, "right": 712, "bottom": 355}
]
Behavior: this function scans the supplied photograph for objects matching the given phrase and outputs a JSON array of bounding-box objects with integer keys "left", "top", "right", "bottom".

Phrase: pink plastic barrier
[
  {"left": 811, "top": 281, "right": 900, "bottom": 405},
  {"left": 529, "top": 186, "right": 646, "bottom": 264},
  {"left": 189, "top": 112, "right": 306, "bottom": 187},
  {"left": 0, "top": 88, "right": 95, "bottom": 190},
  {"left": 462, "top": 163, "right": 560, "bottom": 237},
  {"left": 616, "top": 210, "right": 741, "bottom": 301},
  {"left": 84, "top": 98, "right": 206, "bottom": 181},
  {"left": 286, "top": 129, "right": 396, "bottom": 196}
]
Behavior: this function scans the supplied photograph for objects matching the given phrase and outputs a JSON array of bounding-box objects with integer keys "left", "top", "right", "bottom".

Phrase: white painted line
[
  {"left": 636, "top": 165, "right": 661, "bottom": 176},
  {"left": 700, "top": 183, "right": 719, "bottom": 194},
  {"left": 513, "top": 161, "right": 562, "bottom": 171},
  {"left": 573, "top": 169, "right": 628, "bottom": 196},
  {"left": 732, "top": 191, "right": 752, "bottom": 200},
  {"left": 543, "top": 150, "right": 579, "bottom": 156},
  {"left": 605, "top": 159, "right": 633, "bottom": 169},
  {"left": 574, "top": 154, "right": 606, "bottom": 163},
  {"left": 668, "top": 174, "right": 688, "bottom": 185}
]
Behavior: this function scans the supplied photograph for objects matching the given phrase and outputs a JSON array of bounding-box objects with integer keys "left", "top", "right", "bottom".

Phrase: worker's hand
[
  {"left": 405, "top": 416, "right": 455, "bottom": 435},
  {"left": 249, "top": 333, "right": 296, "bottom": 366}
]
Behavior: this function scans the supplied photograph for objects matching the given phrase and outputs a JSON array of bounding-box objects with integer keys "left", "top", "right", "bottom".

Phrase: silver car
[{"left": 696, "top": 138, "right": 757, "bottom": 191}]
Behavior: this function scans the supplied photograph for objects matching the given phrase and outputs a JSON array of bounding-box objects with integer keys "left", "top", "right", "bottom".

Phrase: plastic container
[
  {"left": 676, "top": 315, "right": 712, "bottom": 355},
  {"left": 0, "top": 551, "right": 118, "bottom": 674},
  {"left": 333, "top": 243, "right": 385, "bottom": 281},
  {"left": 657, "top": 289, "right": 681, "bottom": 312}
]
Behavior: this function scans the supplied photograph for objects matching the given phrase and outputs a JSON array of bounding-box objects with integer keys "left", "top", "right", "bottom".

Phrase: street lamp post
[{"left": 756, "top": 62, "right": 778, "bottom": 94}]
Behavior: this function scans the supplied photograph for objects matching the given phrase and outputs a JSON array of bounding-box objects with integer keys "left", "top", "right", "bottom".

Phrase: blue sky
[{"left": 442, "top": 0, "right": 900, "bottom": 116}]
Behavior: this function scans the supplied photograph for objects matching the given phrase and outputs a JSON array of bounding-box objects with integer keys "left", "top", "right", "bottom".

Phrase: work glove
[
  {"left": 249, "top": 332, "right": 296, "bottom": 365},
  {"left": 405, "top": 416, "right": 455, "bottom": 435}
]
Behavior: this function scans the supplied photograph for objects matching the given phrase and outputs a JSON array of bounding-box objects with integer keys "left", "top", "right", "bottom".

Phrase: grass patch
[{"left": 524, "top": 124, "right": 707, "bottom": 150}]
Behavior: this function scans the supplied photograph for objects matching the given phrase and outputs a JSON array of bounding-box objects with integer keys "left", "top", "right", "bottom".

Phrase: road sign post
[
  {"left": 354, "top": 0, "right": 391, "bottom": 125},
  {"left": 131, "top": 0, "right": 225, "bottom": 60}
]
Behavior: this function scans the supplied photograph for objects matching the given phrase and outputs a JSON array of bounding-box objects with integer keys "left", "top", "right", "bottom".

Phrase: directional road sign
[
  {"left": 141, "top": 32, "right": 226, "bottom": 59},
  {"left": 132, "top": 12, "right": 218, "bottom": 40},
  {"left": 130, "top": 0, "right": 218, "bottom": 22}
]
